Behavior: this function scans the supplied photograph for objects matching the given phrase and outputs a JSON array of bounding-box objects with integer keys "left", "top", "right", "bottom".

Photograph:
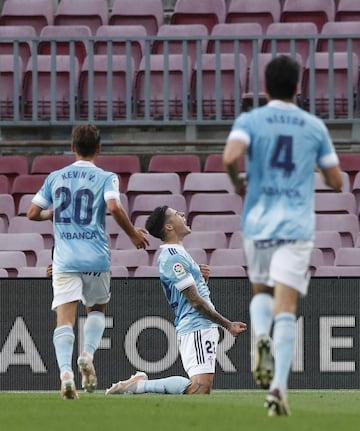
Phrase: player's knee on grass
[{"left": 185, "top": 374, "right": 214, "bottom": 395}]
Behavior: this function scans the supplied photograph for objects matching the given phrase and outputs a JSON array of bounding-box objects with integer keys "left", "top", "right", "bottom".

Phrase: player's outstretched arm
[
  {"left": 27, "top": 203, "right": 53, "bottom": 221},
  {"left": 182, "top": 285, "right": 247, "bottom": 337}
]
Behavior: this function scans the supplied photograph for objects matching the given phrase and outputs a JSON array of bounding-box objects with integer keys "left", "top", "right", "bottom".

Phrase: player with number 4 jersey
[{"left": 223, "top": 55, "right": 342, "bottom": 416}]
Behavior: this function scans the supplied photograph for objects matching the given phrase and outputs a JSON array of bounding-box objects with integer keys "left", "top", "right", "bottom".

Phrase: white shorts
[
  {"left": 178, "top": 327, "right": 219, "bottom": 378},
  {"left": 243, "top": 239, "right": 313, "bottom": 295},
  {"left": 52, "top": 272, "right": 111, "bottom": 310}
]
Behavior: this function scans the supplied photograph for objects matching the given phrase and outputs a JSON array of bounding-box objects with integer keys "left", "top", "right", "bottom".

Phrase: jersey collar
[
  {"left": 268, "top": 100, "right": 298, "bottom": 110},
  {"left": 160, "top": 243, "right": 185, "bottom": 251},
  {"left": 72, "top": 160, "right": 95, "bottom": 167}
]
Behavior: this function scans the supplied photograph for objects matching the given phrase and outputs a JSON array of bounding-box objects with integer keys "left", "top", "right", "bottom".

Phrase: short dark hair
[
  {"left": 145, "top": 206, "right": 169, "bottom": 240},
  {"left": 72, "top": 124, "right": 101, "bottom": 157},
  {"left": 265, "top": 55, "right": 300, "bottom": 100}
]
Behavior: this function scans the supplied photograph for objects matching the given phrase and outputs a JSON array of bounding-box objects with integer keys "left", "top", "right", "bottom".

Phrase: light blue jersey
[
  {"left": 32, "top": 160, "right": 120, "bottom": 274},
  {"left": 157, "top": 243, "right": 217, "bottom": 336},
  {"left": 228, "top": 100, "right": 339, "bottom": 240}
]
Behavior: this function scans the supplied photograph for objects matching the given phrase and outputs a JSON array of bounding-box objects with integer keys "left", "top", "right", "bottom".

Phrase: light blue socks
[
  {"left": 271, "top": 312, "right": 296, "bottom": 393},
  {"left": 137, "top": 376, "right": 191, "bottom": 394},
  {"left": 83, "top": 311, "right": 105, "bottom": 357},
  {"left": 53, "top": 324, "right": 75, "bottom": 376},
  {"left": 249, "top": 293, "right": 274, "bottom": 337}
]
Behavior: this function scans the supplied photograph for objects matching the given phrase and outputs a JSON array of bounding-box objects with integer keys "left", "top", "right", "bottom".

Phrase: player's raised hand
[{"left": 131, "top": 227, "right": 150, "bottom": 249}]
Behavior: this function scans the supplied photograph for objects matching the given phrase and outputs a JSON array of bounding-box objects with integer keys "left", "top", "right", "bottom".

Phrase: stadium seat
[
  {"left": 191, "top": 214, "right": 240, "bottom": 237},
  {"left": 54, "top": 0, "right": 108, "bottom": 35},
  {"left": 127, "top": 173, "right": 181, "bottom": 208},
  {"left": 310, "top": 248, "right": 325, "bottom": 273},
  {"left": 17, "top": 266, "right": 48, "bottom": 277},
  {"left": 0, "top": 155, "right": 29, "bottom": 191},
  {"left": 0, "top": 218, "right": 6, "bottom": 234},
  {"left": 0, "top": 250, "right": 27, "bottom": 277},
  {"left": 36, "top": 248, "right": 52, "bottom": 267},
  {"left": 109, "top": 0, "right": 164, "bottom": 36},
  {"left": 183, "top": 231, "right": 228, "bottom": 262},
  {"left": 351, "top": 171, "right": 360, "bottom": 212},
  {"left": 335, "top": 0, "right": 360, "bottom": 22},
  {"left": 0, "top": 194, "right": 15, "bottom": 227},
  {"left": 209, "top": 265, "right": 247, "bottom": 277},
  {"left": 135, "top": 54, "right": 192, "bottom": 119},
  {"left": 115, "top": 230, "right": 160, "bottom": 251},
  {"left": 191, "top": 52, "right": 247, "bottom": 120},
  {"left": 133, "top": 265, "right": 159, "bottom": 277},
  {"left": 8, "top": 217, "right": 54, "bottom": 248},
  {"left": 111, "top": 249, "right": 149, "bottom": 276},
  {"left": 79, "top": 54, "right": 135, "bottom": 121},
  {"left": 302, "top": 52, "right": 359, "bottom": 118},
  {"left": 207, "top": 23, "right": 262, "bottom": 66},
  {"left": 31, "top": 154, "right": 75, "bottom": 174},
  {"left": 280, "top": 0, "right": 335, "bottom": 32},
  {"left": 314, "top": 230, "right": 342, "bottom": 265},
  {"left": 0, "top": 25, "right": 35, "bottom": 67},
  {"left": 315, "top": 192, "right": 356, "bottom": 214},
  {"left": 209, "top": 248, "right": 248, "bottom": 268},
  {"left": 315, "top": 213, "right": 359, "bottom": 247},
  {"left": 95, "top": 155, "right": 141, "bottom": 194},
  {"left": 242, "top": 52, "right": 302, "bottom": 110},
  {"left": 171, "top": 0, "right": 226, "bottom": 32},
  {"left": 0, "top": 54, "right": 24, "bottom": 120},
  {"left": 111, "top": 266, "right": 129, "bottom": 277},
  {"left": 147, "top": 154, "right": 201, "bottom": 189},
  {"left": 183, "top": 173, "right": 234, "bottom": 204},
  {"left": 0, "top": 175, "right": 10, "bottom": 194},
  {"left": 315, "top": 265, "right": 360, "bottom": 276},
  {"left": 0, "top": 268, "right": 9, "bottom": 277},
  {"left": 262, "top": 22, "right": 318, "bottom": 65},
  {"left": 318, "top": 22, "right": 360, "bottom": 67},
  {"left": 338, "top": 153, "right": 360, "bottom": 187},
  {"left": 130, "top": 194, "right": 187, "bottom": 223},
  {"left": 0, "top": 0, "right": 54, "bottom": 35},
  {"left": 11, "top": 174, "right": 46, "bottom": 211},
  {"left": 17, "top": 194, "right": 35, "bottom": 215},
  {"left": 94, "top": 25, "right": 146, "bottom": 69},
  {"left": 228, "top": 231, "right": 244, "bottom": 249},
  {"left": 0, "top": 232, "right": 45, "bottom": 266},
  {"left": 226, "top": 0, "right": 281, "bottom": 32},
  {"left": 38, "top": 25, "right": 91, "bottom": 66},
  {"left": 23, "top": 55, "right": 80, "bottom": 120},
  {"left": 152, "top": 24, "right": 208, "bottom": 66},
  {"left": 334, "top": 247, "right": 360, "bottom": 266},
  {"left": 314, "top": 171, "right": 350, "bottom": 193},
  {"left": 187, "top": 193, "right": 242, "bottom": 224},
  {"left": 203, "top": 154, "right": 246, "bottom": 173}
]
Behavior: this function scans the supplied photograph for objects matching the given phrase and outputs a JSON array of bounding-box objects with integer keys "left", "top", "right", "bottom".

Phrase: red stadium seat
[
  {"left": 0, "top": 175, "right": 10, "bottom": 194},
  {"left": 130, "top": 194, "right": 186, "bottom": 223},
  {"left": 94, "top": 25, "right": 146, "bottom": 69},
  {"left": 134, "top": 266, "right": 159, "bottom": 277},
  {"left": 226, "top": 0, "right": 281, "bottom": 32},
  {"left": 314, "top": 171, "right": 350, "bottom": 193},
  {"left": 314, "top": 230, "right": 342, "bottom": 265},
  {"left": 31, "top": 155, "right": 75, "bottom": 174},
  {"left": 54, "top": 0, "right": 108, "bottom": 35},
  {"left": 0, "top": 250, "right": 27, "bottom": 277},
  {"left": 111, "top": 266, "right": 129, "bottom": 277},
  {"left": 111, "top": 249, "right": 149, "bottom": 276},
  {"left": 8, "top": 217, "right": 54, "bottom": 248},
  {"left": 79, "top": 54, "right": 135, "bottom": 121},
  {"left": 171, "top": 0, "right": 226, "bottom": 32},
  {"left": 335, "top": 0, "right": 360, "bottom": 22},
  {"left": 38, "top": 25, "right": 91, "bottom": 66},
  {"left": 315, "top": 265, "right": 360, "bottom": 276},
  {"left": 335, "top": 247, "right": 360, "bottom": 266},
  {"left": 11, "top": 174, "right": 47, "bottom": 212},
  {"left": 191, "top": 214, "right": 240, "bottom": 237},
  {"left": 183, "top": 173, "right": 234, "bottom": 204},
  {"left": 0, "top": 194, "right": 15, "bottom": 227},
  {"left": 228, "top": 231, "right": 244, "bottom": 249},
  {"left": 23, "top": 55, "right": 80, "bottom": 120},
  {"left": 152, "top": 24, "right": 208, "bottom": 66},
  {"left": 0, "top": 54, "right": 24, "bottom": 120},
  {"left": 281, "top": 0, "right": 335, "bottom": 32},
  {"left": 0, "top": 25, "right": 35, "bottom": 66},
  {"left": 17, "top": 266, "right": 48, "bottom": 277},
  {"left": 316, "top": 213, "right": 359, "bottom": 247},
  {"left": 109, "top": 0, "right": 164, "bottom": 36},
  {"left": 0, "top": 155, "right": 29, "bottom": 191},
  {"left": 0, "top": 0, "right": 54, "bottom": 35},
  {"left": 147, "top": 154, "right": 201, "bottom": 189},
  {"left": 135, "top": 54, "right": 192, "bottom": 120},
  {"left": 191, "top": 52, "right": 247, "bottom": 120},
  {"left": 0, "top": 232, "right": 45, "bottom": 266},
  {"left": 315, "top": 192, "right": 356, "bottom": 214},
  {"left": 209, "top": 248, "right": 247, "bottom": 268},
  {"left": 203, "top": 154, "right": 246, "bottom": 173}
]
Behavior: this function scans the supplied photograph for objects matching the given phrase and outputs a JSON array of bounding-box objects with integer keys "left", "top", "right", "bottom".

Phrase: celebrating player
[{"left": 223, "top": 55, "right": 343, "bottom": 415}]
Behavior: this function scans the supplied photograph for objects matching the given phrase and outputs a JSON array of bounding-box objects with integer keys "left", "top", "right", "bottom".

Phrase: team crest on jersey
[{"left": 173, "top": 262, "right": 185, "bottom": 278}]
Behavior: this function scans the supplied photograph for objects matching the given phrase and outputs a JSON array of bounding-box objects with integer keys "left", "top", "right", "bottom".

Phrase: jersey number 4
[{"left": 270, "top": 135, "right": 296, "bottom": 177}]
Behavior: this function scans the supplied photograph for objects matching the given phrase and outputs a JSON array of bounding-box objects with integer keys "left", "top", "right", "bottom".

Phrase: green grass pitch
[{"left": 0, "top": 390, "right": 359, "bottom": 431}]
